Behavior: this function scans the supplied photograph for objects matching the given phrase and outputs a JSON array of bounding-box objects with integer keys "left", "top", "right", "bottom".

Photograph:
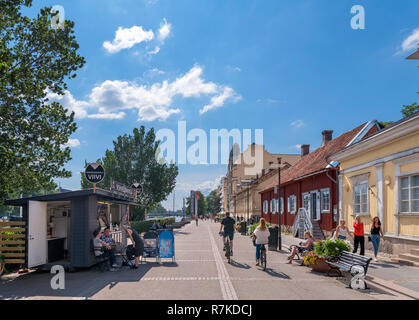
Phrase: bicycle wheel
[
  {"left": 225, "top": 241, "right": 231, "bottom": 263},
  {"left": 262, "top": 251, "right": 267, "bottom": 270}
]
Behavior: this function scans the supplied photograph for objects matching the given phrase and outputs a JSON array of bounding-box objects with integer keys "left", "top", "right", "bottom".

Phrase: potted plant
[{"left": 302, "top": 251, "right": 329, "bottom": 273}]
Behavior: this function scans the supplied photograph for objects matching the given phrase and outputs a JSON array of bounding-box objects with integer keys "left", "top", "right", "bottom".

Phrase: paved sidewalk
[
  {"left": 279, "top": 233, "right": 419, "bottom": 298},
  {"left": 0, "top": 221, "right": 416, "bottom": 300}
]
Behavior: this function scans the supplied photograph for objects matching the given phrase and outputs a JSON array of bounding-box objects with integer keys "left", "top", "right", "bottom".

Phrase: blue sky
[{"left": 25, "top": 0, "right": 419, "bottom": 210}]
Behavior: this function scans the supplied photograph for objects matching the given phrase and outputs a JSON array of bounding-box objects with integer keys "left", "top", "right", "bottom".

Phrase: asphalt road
[{"left": 0, "top": 220, "right": 412, "bottom": 300}]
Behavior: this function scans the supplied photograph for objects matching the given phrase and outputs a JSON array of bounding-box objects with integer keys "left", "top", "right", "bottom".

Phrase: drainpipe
[{"left": 325, "top": 155, "right": 339, "bottom": 223}]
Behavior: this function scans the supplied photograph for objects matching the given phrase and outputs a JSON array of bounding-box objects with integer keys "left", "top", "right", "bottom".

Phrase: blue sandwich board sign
[{"left": 158, "top": 230, "right": 175, "bottom": 261}]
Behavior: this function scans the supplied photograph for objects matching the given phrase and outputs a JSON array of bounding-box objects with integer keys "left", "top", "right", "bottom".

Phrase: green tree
[
  {"left": 185, "top": 191, "right": 207, "bottom": 216},
  {"left": 401, "top": 102, "right": 418, "bottom": 118},
  {"left": 206, "top": 189, "right": 221, "bottom": 214},
  {"left": 0, "top": 0, "right": 85, "bottom": 202},
  {"left": 81, "top": 126, "right": 178, "bottom": 221}
]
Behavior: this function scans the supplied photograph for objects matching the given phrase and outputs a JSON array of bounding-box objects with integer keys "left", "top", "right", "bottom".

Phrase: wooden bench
[{"left": 326, "top": 251, "right": 372, "bottom": 289}]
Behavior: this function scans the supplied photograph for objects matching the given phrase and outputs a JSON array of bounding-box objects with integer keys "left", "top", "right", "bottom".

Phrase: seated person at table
[
  {"left": 287, "top": 232, "right": 314, "bottom": 264},
  {"left": 93, "top": 229, "right": 118, "bottom": 269},
  {"left": 101, "top": 226, "right": 115, "bottom": 246}
]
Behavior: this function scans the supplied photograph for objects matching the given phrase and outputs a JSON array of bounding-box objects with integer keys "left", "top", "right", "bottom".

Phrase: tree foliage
[
  {"left": 206, "top": 189, "right": 222, "bottom": 214},
  {"left": 185, "top": 191, "right": 207, "bottom": 216},
  {"left": 0, "top": 0, "right": 85, "bottom": 202},
  {"left": 81, "top": 126, "right": 178, "bottom": 221}
]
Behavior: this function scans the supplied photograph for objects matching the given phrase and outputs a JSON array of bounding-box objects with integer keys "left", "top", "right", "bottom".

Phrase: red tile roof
[{"left": 261, "top": 122, "right": 378, "bottom": 192}]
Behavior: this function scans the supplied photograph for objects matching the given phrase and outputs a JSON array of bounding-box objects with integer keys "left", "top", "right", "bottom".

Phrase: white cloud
[
  {"left": 62, "top": 138, "right": 80, "bottom": 148},
  {"left": 401, "top": 27, "right": 419, "bottom": 53},
  {"left": 103, "top": 25, "right": 154, "bottom": 54},
  {"left": 88, "top": 112, "right": 126, "bottom": 120},
  {"left": 48, "top": 65, "right": 240, "bottom": 122},
  {"left": 290, "top": 120, "right": 304, "bottom": 128},
  {"left": 176, "top": 175, "right": 223, "bottom": 194},
  {"left": 200, "top": 86, "right": 241, "bottom": 114},
  {"left": 158, "top": 18, "right": 172, "bottom": 42},
  {"left": 148, "top": 46, "right": 160, "bottom": 55},
  {"left": 46, "top": 91, "right": 89, "bottom": 119}
]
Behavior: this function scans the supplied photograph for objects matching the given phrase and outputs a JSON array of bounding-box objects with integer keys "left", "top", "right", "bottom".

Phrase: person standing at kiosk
[{"left": 124, "top": 225, "right": 144, "bottom": 269}]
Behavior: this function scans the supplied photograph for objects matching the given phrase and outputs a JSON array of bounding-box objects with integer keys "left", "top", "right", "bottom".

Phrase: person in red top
[{"left": 352, "top": 215, "right": 365, "bottom": 256}]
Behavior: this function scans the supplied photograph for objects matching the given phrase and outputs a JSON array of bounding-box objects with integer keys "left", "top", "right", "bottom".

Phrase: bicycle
[
  {"left": 257, "top": 244, "right": 267, "bottom": 270},
  {"left": 0, "top": 256, "right": 5, "bottom": 276},
  {"left": 220, "top": 232, "right": 232, "bottom": 264},
  {"left": 252, "top": 235, "right": 267, "bottom": 270}
]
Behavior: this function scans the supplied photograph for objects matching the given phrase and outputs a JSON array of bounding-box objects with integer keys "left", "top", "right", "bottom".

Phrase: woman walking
[
  {"left": 370, "top": 217, "right": 385, "bottom": 261},
  {"left": 335, "top": 220, "right": 352, "bottom": 241},
  {"left": 352, "top": 215, "right": 365, "bottom": 255}
]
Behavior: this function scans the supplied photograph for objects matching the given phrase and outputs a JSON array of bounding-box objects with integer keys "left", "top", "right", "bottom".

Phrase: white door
[{"left": 28, "top": 201, "right": 47, "bottom": 268}]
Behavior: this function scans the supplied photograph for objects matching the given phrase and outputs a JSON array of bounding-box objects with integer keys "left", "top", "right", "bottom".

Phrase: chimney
[
  {"left": 321, "top": 130, "right": 333, "bottom": 147},
  {"left": 301, "top": 144, "right": 310, "bottom": 156}
]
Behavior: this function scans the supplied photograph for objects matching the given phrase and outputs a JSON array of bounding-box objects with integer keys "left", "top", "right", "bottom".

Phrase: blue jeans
[
  {"left": 370, "top": 234, "right": 380, "bottom": 257},
  {"left": 256, "top": 244, "right": 265, "bottom": 260},
  {"left": 102, "top": 248, "right": 116, "bottom": 265}
]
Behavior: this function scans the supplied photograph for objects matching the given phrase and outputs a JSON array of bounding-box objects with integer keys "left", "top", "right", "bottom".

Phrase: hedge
[{"left": 130, "top": 217, "right": 176, "bottom": 234}]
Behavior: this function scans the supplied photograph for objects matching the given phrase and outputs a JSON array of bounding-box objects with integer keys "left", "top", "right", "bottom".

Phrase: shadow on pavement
[
  {"left": 263, "top": 268, "right": 290, "bottom": 279},
  {"left": 229, "top": 260, "right": 251, "bottom": 269},
  {"left": 0, "top": 263, "right": 156, "bottom": 300}
]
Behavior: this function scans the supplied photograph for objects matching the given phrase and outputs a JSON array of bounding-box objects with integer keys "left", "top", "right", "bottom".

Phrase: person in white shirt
[{"left": 251, "top": 218, "right": 270, "bottom": 266}]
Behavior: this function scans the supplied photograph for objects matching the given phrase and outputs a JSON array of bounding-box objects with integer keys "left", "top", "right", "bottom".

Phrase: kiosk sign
[{"left": 84, "top": 163, "right": 105, "bottom": 184}]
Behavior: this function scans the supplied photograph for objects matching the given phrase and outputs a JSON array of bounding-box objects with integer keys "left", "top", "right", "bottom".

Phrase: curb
[{"left": 366, "top": 275, "right": 419, "bottom": 300}]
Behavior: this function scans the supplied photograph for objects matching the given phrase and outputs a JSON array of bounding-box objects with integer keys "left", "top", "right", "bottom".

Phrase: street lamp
[{"left": 277, "top": 157, "right": 282, "bottom": 251}]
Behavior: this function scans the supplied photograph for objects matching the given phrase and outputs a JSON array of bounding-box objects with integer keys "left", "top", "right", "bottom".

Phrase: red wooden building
[{"left": 259, "top": 121, "right": 380, "bottom": 237}]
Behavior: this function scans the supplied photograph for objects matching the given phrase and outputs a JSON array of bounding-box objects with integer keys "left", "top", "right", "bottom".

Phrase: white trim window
[
  {"left": 288, "top": 195, "right": 297, "bottom": 214},
  {"left": 302, "top": 193, "right": 310, "bottom": 212},
  {"left": 353, "top": 182, "right": 368, "bottom": 215},
  {"left": 270, "top": 199, "right": 275, "bottom": 214},
  {"left": 279, "top": 197, "right": 284, "bottom": 214},
  {"left": 263, "top": 200, "right": 269, "bottom": 214},
  {"left": 400, "top": 175, "right": 419, "bottom": 214},
  {"left": 321, "top": 188, "right": 330, "bottom": 213}
]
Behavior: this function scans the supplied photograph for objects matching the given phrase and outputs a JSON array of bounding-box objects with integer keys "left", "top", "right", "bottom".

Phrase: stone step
[
  {"left": 410, "top": 248, "right": 419, "bottom": 256},
  {"left": 399, "top": 253, "right": 419, "bottom": 263},
  {"left": 391, "top": 257, "right": 419, "bottom": 267}
]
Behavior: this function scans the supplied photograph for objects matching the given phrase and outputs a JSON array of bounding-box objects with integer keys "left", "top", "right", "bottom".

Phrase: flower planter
[{"left": 309, "top": 260, "right": 329, "bottom": 273}]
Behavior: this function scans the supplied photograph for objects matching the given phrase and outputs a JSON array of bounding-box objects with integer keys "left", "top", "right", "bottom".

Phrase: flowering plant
[
  {"left": 313, "top": 238, "right": 351, "bottom": 259},
  {"left": 302, "top": 251, "right": 325, "bottom": 266}
]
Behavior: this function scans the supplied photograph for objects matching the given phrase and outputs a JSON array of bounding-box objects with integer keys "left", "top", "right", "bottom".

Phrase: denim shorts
[{"left": 223, "top": 230, "right": 234, "bottom": 240}]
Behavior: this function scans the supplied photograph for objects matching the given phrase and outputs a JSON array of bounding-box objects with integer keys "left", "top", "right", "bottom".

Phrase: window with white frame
[
  {"left": 263, "top": 200, "right": 269, "bottom": 214},
  {"left": 270, "top": 199, "right": 275, "bottom": 214},
  {"left": 280, "top": 197, "right": 284, "bottom": 214},
  {"left": 353, "top": 182, "right": 368, "bottom": 214},
  {"left": 302, "top": 193, "right": 310, "bottom": 211},
  {"left": 321, "top": 188, "right": 330, "bottom": 213},
  {"left": 400, "top": 175, "right": 419, "bottom": 214},
  {"left": 288, "top": 195, "right": 297, "bottom": 214}
]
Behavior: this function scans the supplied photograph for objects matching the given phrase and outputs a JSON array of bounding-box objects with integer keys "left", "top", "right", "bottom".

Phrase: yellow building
[{"left": 330, "top": 113, "right": 419, "bottom": 255}]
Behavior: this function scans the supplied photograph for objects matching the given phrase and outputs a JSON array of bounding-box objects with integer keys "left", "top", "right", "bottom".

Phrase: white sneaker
[
  {"left": 112, "top": 263, "right": 119, "bottom": 268},
  {"left": 373, "top": 257, "right": 378, "bottom": 262}
]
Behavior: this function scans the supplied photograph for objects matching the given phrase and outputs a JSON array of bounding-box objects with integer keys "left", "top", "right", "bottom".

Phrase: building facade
[
  {"left": 260, "top": 122, "right": 380, "bottom": 236},
  {"left": 330, "top": 112, "right": 419, "bottom": 255}
]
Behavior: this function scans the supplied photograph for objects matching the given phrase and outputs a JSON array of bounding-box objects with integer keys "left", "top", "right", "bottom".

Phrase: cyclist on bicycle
[
  {"left": 219, "top": 211, "right": 236, "bottom": 256},
  {"left": 251, "top": 218, "right": 270, "bottom": 266}
]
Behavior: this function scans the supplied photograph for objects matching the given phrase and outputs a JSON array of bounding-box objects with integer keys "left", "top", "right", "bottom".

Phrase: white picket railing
[{"left": 293, "top": 208, "right": 313, "bottom": 239}]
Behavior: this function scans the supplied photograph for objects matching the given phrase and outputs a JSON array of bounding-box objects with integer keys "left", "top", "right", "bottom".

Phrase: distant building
[{"left": 223, "top": 143, "right": 300, "bottom": 218}]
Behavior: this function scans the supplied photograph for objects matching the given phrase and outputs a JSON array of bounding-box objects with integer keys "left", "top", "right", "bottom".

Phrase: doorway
[{"left": 310, "top": 192, "right": 320, "bottom": 220}]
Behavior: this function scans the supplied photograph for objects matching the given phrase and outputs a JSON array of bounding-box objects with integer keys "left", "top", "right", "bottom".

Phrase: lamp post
[{"left": 277, "top": 157, "right": 282, "bottom": 251}]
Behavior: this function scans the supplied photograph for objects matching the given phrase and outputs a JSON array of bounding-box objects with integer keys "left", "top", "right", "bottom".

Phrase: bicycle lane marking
[{"left": 207, "top": 225, "right": 238, "bottom": 300}]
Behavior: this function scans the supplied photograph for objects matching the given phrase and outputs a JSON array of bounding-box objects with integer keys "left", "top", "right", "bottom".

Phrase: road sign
[
  {"left": 131, "top": 183, "right": 143, "bottom": 197},
  {"left": 84, "top": 163, "right": 105, "bottom": 184}
]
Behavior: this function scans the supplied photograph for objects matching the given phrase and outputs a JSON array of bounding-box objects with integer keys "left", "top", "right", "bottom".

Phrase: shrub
[
  {"left": 248, "top": 222, "right": 270, "bottom": 235},
  {"left": 313, "top": 238, "right": 351, "bottom": 259}
]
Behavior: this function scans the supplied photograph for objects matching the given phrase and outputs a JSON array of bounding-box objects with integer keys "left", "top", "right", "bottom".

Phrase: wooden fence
[{"left": 0, "top": 221, "right": 26, "bottom": 264}]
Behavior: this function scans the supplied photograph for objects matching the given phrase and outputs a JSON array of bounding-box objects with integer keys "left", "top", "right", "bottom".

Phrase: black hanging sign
[{"left": 84, "top": 163, "right": 105, "bottom": 184}]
